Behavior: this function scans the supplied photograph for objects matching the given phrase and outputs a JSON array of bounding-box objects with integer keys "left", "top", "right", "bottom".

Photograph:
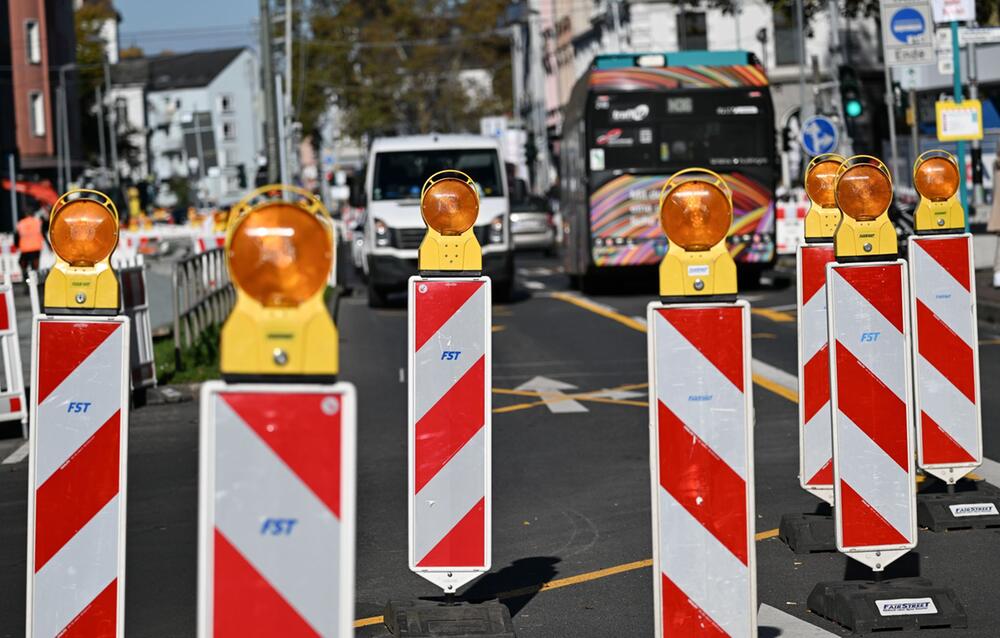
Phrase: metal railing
[{"left": 172, "top": 247, "right": 234, "bottom": 370}]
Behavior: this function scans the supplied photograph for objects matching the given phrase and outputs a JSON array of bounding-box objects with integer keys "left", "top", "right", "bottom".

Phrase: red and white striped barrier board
[
  {"left": 776, "top": 195, "right": 809, "bottom": 255},
  {"left": 0, "top": 276, "right": 27, "bottom": 432},
  {"left": 828, "top": 261, "right": 917, "bottom": 570},
  {"left": 908, "top": 234, "right": 982, "bottom": 483},
  {"left": 408, "top": 276, "right": 491, "bottom": 593},
  {"left": 26, "top": 316, "right": 130, "bottom": 637},
  {"left": 797, "top": 244, "right": 836, "bottom": 504},
  {"left": 198, "top": 382, "right": 357, "bottom": 637},
  {"left": 194, "top": 234, "right": 226, "bottom": 255},
  {"left": 648, "top": 300, "right": 756, "bottom": 637}
]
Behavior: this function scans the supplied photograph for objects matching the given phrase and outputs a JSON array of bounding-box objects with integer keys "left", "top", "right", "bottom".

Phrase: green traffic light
[{"left": 845, "top": 100, "right": 863, "bottom": 118}]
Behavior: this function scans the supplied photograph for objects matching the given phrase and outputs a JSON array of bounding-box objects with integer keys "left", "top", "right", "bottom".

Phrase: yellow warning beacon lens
[
  {"left": 421, "top": 178, "right": 479, "bottom": 236},
  {"left": 805, "top": 159, "right": 842, "bottom": 208},
  {"left": 229, "top": 203, "right": 332, "bottom": 307},
  {"left": 50, "top": 199, "right": 118, "bottom": 266},
  {"left": 914, "top": 156, "right": 959, "bottom": 201},
  {"left": 836, "top": 164, "right": 892, "bottom": 221},
  {"left": 660, "top": 181, "right": 732, "bottom": 251}
]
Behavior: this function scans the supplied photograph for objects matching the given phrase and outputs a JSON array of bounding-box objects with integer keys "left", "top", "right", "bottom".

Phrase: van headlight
[
  {"left": 373, "top": 218, "right": 390, "bottom": 247},
  {"left": 489, "top": 215, "right": 504, "bottom": 244}
]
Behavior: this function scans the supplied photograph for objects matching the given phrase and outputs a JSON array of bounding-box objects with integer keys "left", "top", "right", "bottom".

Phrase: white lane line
[
  {"left": 524, "top": 280, "right": 546, "bottom": 291},
  {"left": 758, "top": 604, "right": 837, "bottom": 636},
  {"left": 751, "top": 358, "right": 799, "bottom": 393},
  {"left": 765, "top": 303, "right": 797, "bottom": 312},
  {"left": 631, "top": 316, "right": 647, "bottom": 327},
  {"left": 2, "top": 441, "right": 29, "bottom": 464},
  {"left": 975, "top": 457, "right": 1000, "bottom": 488}
]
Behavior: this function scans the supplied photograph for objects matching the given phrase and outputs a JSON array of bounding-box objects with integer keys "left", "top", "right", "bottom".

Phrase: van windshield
[{"left": 372, "top": 149, "right": 504, "bottom": 201}]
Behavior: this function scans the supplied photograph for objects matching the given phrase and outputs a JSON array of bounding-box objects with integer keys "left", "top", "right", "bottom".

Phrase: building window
[
  {"left": 25, "top": 20, "right": 41, "bottom": 64},
  {"left": 218, "top": 94, "right": 233, "bottom": 113},
  {"left": 115, "top": 97, "right": 128, "bottom": 126},
  {"left": 28, "top": 92, "right": 45, "bottom": 137},
  {"left": 677, "top": 11, "right": 707, "bottom": 50},
  {"left": 773, "top": 5, "right": 801, "bottom": 66},
  {"left": 222, "top": 121, "right": 236, "bottom": 141}
]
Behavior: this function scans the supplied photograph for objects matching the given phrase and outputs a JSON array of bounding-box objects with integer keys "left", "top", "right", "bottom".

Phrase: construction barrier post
[
  {"left": 197, "top": 184, "right": 356, "bottom": 637},
  {"left": 0, "top": 274, "right": 27, "bottom": 437},
  {"left": 807, "top": 156, "right": 966, "bottom": 632},
  {"left": 648, "top": 169, "right": 757, "bottom": 637},
  {"left": 26, "top": 190, "right": 130, "bottom": 636}
]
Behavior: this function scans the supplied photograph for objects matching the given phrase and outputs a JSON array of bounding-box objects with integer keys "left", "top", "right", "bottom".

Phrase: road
[{"left": 0, "top": 252, "right": 999, "bottom": 636}]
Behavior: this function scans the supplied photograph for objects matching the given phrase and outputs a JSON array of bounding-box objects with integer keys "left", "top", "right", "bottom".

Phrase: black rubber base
[
  {"left": 778, "top": 512, "right": 837, "bottom": 553},
  {"left": 917, "top": 481, "right": 1000, "bottom": 532},
  {"left": 384, "top": 599, "right": 516, "bottom": 637},
  {"left": 807, "top": 577, "right": 967, "bottom": 634}
]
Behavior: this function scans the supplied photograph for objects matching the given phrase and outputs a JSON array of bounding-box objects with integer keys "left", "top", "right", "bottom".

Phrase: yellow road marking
[
  {"left": 493, "top": 382, "right": 650, "bottom": 413},
  {"left": 492, "top": 325, "right": 507, "bottom": 333},
  {"left": 752, "top": 308, "right": 795, "bottom": 323},
  {"left": 981, "top": 339, "right": 1000, "bottom": 345},
  {"left": 352, "top": 527, "right": 782, "bottom": 628},
  {"left": 549, "top": 293, "right": 799, "bottom": 404},
  {"left": 752, "top": 332, "right": 777, "bottom": 339}
]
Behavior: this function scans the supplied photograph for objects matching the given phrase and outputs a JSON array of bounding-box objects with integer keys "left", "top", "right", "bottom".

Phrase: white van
[{"left": 357, "top": 134, "right": 514, "bottom": 307}]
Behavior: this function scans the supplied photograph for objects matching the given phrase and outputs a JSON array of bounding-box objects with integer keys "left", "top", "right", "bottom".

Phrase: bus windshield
[{"left": 372, "top": 149, "right": 504, "bottom": 201}]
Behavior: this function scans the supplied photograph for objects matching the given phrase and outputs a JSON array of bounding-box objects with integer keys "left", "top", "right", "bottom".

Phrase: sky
[{"left": 115, "top": 0, "right": 259, "bottom": 55}]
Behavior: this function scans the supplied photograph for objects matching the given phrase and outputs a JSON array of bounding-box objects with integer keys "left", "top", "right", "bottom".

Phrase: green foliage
[
  {"left": 154, "top": 325, "right": 221, "bottom": 384},
  {"left": 296, "top": 0, "right": 512, "bottom": 140}
]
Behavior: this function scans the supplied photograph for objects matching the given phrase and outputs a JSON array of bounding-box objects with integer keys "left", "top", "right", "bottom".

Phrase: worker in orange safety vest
[{"left": 16, "top": 209, "right": 45, "bottom": 280}]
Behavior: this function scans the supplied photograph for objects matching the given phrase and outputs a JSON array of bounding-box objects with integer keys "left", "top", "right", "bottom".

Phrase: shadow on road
[{"left": 424, "top": 556, "right": 562, "bottom": 617}]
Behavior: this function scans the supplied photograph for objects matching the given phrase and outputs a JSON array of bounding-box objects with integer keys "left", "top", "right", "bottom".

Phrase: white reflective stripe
[
  {"left": 413, "top": 284, "right": 487, "bottom": 424},
  {"left": 829, "top": 269, "right": 906, "bottom": 401},
  {"left": 911, "top": 239, "right": 974, "bottom": 346},
  {"left": 653, "top": 311, "right": 747, "bottom": 479},
  {"left": 34, "top": 326, "right": 124, "bottom": 486},
  {"left": 837, "top": 412, "right": 913, "bottom": 542},
  {"left": 413, "top": 428, "right": 485, "bottom": 564},
  {"left": 658, "top": 486, "right": 749, "bottom": 638},
  {"left": 803, "top": 403, "right": 832, "bottom": 481},
  {"left": 801, "top": 283, "right": 829, "bottom": 361},
  {"left": 916, "top": 356, "right": 979, "bottom": 460},
  {"left": 213, "top": 399, "right": 340, "bottom": 635},
  {"left": 33, "top": 496, "right": 119, "bottom": 638}
]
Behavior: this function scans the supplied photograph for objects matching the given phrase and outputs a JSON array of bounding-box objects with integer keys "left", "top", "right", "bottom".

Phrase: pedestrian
[
  {"left": 15, "top": 207, "right": 44, "bottom": 282},
  {"left": 990, "top": 147, "right": 1000, "bottom": 288}
]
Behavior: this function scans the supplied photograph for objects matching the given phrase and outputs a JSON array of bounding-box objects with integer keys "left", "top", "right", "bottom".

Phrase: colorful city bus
[{"left": 560, "top": 50, "right": 777, "bottom": 288}]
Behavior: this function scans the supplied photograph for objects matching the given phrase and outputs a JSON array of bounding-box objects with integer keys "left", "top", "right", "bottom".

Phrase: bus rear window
[{"left": 372, "top": 149, "right": 504, "bottom": 201}]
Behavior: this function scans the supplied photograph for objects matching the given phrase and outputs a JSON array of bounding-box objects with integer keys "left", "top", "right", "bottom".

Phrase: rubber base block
[
  {"left": 384, "top": 599, "right": 516, "bottom": 637},
  {"left": 917, "top": 484, "right": 1000, "bottom": 532},
  {"left": 807, "top": 577, "right": 967, "bottom": 634},
  {"left": 779, "top": 512, "right": 837, "bottom": 553}
]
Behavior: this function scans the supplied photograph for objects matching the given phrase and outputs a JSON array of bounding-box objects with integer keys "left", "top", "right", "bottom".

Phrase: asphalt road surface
[{"left": 1, "top": 252, "right": 999, "bottom": 636}]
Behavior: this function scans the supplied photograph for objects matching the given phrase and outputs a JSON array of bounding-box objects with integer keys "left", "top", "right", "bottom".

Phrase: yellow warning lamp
[
  {"left": 417, "top": 170, "right": 482, "bottom": 274},
  {"left": 803, "top": 153, "right": 846, "bottom": 241},
  {"left": 220, "top": 184, "right": 338, "bottom": 380},
  {"left": 44, "top": 190, "right": 120, "bottom": 315},
  {"left": 833, "top": 155, "right": 897, "bottom": 260},
  {"left": 657, "top": 168, "right": 737, "bottom": 299},
  {"left": 912, "top": 150, "right": 963, "bottom": 233}
]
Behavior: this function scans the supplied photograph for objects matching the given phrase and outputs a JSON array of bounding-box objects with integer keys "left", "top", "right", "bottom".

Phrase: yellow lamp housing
[
  {"left": 833, "top": 155, "right": 898, "bottom": 261},
  {"left": 417, "top": 170, "right": 483, "bottom": 274},
  {"left": 912, "top": 150, "right": 964, "bottom": 233},
  {"left": 657, "top": 168, "right": 737, "bottom": 300},
  {"left": 803, "top": 153, "right": 846, "bottom": 241},
  {"left": 220, "top": 183, "right": 339, "bottom": 380},
  {"left": 43, "top": 189, "right": 120, "bottom": 315}
]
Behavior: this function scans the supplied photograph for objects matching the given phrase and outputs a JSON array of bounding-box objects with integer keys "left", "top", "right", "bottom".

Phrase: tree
[
  {"left": 296, "top": 0, "right": 512, "bottom": 141},
  {"left": 74, "top": 2, "right": 115, "bottom": 167}
]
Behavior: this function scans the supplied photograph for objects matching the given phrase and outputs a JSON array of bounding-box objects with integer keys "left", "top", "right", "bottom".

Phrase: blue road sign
[
  {"left": 891, "top": 7, "right": 926, "bottom": 43},
  {"left": 800, "top": 116, "right": 839, "bottom": 156}
]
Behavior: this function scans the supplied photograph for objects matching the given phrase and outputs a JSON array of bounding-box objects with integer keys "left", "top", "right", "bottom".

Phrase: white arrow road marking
[
  {"left": 515, "top": 376, "right": 589, "bottom": 413},
  {"left": 2, "top": 441, "right": 28, "bottom": 464},
  {"left": 588, "top": 388, "right": 646, "bottom": 401}
]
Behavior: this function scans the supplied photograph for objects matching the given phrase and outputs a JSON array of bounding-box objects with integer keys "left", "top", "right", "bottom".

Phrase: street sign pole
[{"left": 950, "top": 20, "right": 969, "bottom": 227}]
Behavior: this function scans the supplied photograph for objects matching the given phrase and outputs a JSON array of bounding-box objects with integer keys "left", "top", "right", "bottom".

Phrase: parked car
[{"left": 510, "top": 193, "right": 557, "bottom": 254}]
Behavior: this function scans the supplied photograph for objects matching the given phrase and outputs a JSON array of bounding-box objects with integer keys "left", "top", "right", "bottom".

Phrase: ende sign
[{"left": 881, "top": 0, "right": 936, "bottom": 66}]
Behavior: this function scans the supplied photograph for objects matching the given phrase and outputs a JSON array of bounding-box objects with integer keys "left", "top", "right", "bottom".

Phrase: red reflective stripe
[
  {"left": 806, "top": 459, "right": 833, "bottom": 486},
  {"left": 414, "top": 356, "right": 485, "bottom": 493},
  {"left": 414, "top": 280, "right": 483, "bottom": 352},
  {"left": 9, "top": 396, "right": 20, "bottom": 413},
  {"left": 916, "top": 300, "right": 976, "bottom": 403},
  {"left": 0, "top": 291, "right": 9, "bottom": 331},
  {"left": 837, "top": 264, "right": 904, "bottom": 333},
  {"left": 34, "top": 411, "right": 120, "bottom": 571},
  {"left": 840, "top": 480, "right": 909, "bottom": 547},
  {"left": 658, "top": 400, "right": 748, "bottom": 565},
  {"left": 222, "top": 393, "right": 342, "bottom": 518},
  {"left": 802, "top": 343, "right": 830, "bottom": 423},
  {"left": 416, "top": 497, "right": 485, "bottom": 568},
  {"left": 59, "top": 579, "right": 117, "bottom": 638},
  {"left": 37, "top": 321, "right": 119, "bottom": 405},
  {"left": 660, "top": 572, "right": 728, "bottom": 638},
  {"left": 920, "top": 411, "right": 976, "bottom": 465},
  {"left": 659, "top": 306, "right": 745, "bottom": 392},
  {"left": 835, "top": 342, "right": 909, "bottom": 471},
  {"left": 801, "top": 244, "right": 835, "bottom": 304},
  {"left": 213, "top": 530, "right": 320, "bottom": 637},
  {"left": 916, "top": 236, "right": 970, "bottom": 291}
]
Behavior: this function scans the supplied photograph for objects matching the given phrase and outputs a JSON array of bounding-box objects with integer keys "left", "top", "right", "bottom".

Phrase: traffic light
[{"left": 839, "top": 66, "right": 864, "bottom": 119}]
